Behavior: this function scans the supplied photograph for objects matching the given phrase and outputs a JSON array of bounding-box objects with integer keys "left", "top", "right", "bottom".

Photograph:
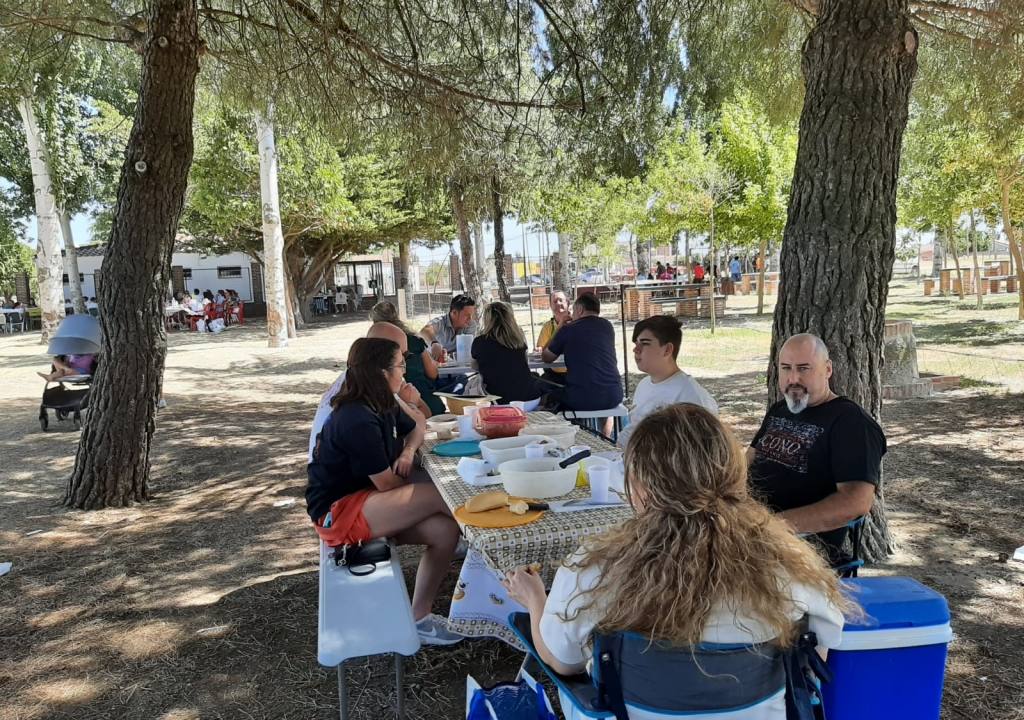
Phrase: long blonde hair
[
  {"left": 479, "top": 301, "right": 527, "bottom": 350},
  {"left": 567, "top": 404, "right": 853, "bottom": 647},
  {"left": 369, "top": 301, "right": 413, "bottom": 335}
]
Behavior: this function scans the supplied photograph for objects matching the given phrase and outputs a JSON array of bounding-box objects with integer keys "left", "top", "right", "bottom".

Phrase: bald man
[
  {"left": 307, "top": 322, "right": 428, "bottom": 462},
  {"left": 746, "top": 333, "right": 886, "bottom": 566}
]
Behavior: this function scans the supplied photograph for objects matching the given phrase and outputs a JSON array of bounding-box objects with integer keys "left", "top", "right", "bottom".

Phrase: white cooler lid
[{"left": 834, "top": 622, "right": 953, "bottom": 651}]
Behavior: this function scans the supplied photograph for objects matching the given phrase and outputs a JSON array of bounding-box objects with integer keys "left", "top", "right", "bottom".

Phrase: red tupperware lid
[{"left": 476, "top": 406, "right": 526, "bottom": 423}]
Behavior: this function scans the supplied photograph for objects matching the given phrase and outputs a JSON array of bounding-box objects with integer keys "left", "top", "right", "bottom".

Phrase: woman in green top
[{"left": 370, "top": 302, "right": 445, "bottom": 415}]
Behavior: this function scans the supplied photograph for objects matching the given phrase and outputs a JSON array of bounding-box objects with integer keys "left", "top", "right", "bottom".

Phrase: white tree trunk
[
  {"left": 256, "top": 108, "right": 289, "bottom": 348},
  {"left": 709, "top": 206, "right": 717, "bottom": 335},
  {"left": 473, "top": 221, "right": 492, "bottom": 300},
  {"left": 59, "top": 210, "right": 87, "bottom": 315},
  {"left": 17, "top": 95, "right": 65, "bottom": 343},
  {"left": 556, "top": 232, "right": 572, "bottom": 292}
]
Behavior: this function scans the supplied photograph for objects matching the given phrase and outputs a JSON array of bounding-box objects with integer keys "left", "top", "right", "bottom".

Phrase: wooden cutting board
[{"left": 454, "top": 500, "right": 544, "bottom": 528}]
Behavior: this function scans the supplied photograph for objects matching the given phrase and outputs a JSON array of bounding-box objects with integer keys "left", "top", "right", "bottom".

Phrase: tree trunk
[
  {"left": 398, "top": 238, "right": 415, "bottom": 317},
  {"left": 947, "top": 221, "right": 965, "bottom": 299},
  {"left": 756, "top": 235, "right": 768, "bottom": 315},
  {"left": 636, "top": 238, "right": 649, "bottom": 278},
  {"left": 969, "top": 210, "right": 982, "bottom": 310},
  {"left": 769, "top": 0, "right": 918, "bottom": 562},
  {"left": 450, "top": 180, "right": 482, "bottom": 301},
  {"left": 17, "top": 94, "right": 65, "bottom": 343},
  {"left": 931, "top": 229, "right": 944, "bottom": 276},
  {"left": 65, "top": 0, "right": 200, "bottom": 510},
  {"left": 284, "top": 263, "right": 301, "bottom": 334},
  {"left": 255, "top": 108, "right": 289, "bottom": 348},
  {"left": 555, "top": 232, "right": 572, "bottom": 292},
  {"left": 285, "top": 252, "right": 312, "bottom": 327},
  {"left": 683, "top": 230, "right": 690, "bottom": 265},
  {"left": 491, "top": 176, "right": 511, "bottom": 302},
  {"left": 709, "top": 206, "right": 717, "bottom": 335},
  {"left": 59, "top": 210, "right": 87, "bottom": 315},
  {"left": 998, "top": 176, "right": 1024, "bottom": 320}
]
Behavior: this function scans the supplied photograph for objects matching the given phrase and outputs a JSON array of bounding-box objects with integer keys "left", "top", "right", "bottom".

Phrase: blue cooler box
[{"left": 823, "top": 576, "right": 952, "bottom": 720}]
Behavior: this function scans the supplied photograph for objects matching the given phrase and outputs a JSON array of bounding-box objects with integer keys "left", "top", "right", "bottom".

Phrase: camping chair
[
  {"left": 832, "top": 516, "right": 866, "bottom": 578},
  {"left": 509, "top": 612, "right": 830, "bottom": 720}
]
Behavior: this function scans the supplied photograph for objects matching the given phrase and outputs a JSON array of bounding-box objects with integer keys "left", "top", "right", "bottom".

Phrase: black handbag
[{"left": 332, "top": 538, "right": 392, "bottom": 576}]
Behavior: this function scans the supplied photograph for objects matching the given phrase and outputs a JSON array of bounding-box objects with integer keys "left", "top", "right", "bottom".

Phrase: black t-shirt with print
[
  {"left": 749, "top": 397, "right": 886, "bottom": 562},
  {"left": 305, "top": 402, "right": 416, "bottom": 521}
]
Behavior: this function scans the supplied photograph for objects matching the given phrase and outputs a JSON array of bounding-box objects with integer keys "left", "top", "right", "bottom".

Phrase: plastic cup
[
  {"left": 588, "top": 465, "right": 611, "bottom": 504},
  {"left": 455, "top": 334, "right": 473, "bottom": 362},
  {"left": 457, "top": 415, "right": 479, "bottom": 440},
  {"left": 525, "top": 443, "right": 546, "bottom": 459}
]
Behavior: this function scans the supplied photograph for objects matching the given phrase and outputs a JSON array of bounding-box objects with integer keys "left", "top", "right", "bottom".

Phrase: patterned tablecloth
[{"left": 421, "top": 412, "right": 632, "bottom": 645}]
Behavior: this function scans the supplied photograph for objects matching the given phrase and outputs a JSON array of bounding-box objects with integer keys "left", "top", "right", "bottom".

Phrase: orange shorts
[{"left": 314, "top": 489, "right": 374, "bottom": 547}]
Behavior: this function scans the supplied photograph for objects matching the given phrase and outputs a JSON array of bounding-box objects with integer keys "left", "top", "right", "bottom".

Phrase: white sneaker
[
  {"left": 415, "top": 614, "right": 464, "bottom": 646},
  {"left": 453, "top": 538, "right": 469, "bottom": 561}
]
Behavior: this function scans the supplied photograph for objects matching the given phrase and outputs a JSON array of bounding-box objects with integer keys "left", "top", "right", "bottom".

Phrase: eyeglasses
[{"left": 388, "top": 361, "right": 407, "bottom": 371}]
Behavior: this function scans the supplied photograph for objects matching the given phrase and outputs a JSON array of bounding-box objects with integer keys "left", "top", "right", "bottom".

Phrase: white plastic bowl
[
  {"left": 498, "top": 455, "right": 611, "bottom": 499},
  {"left": 518, "top": 424, "right": 578, "bottom": 449},
  {"left": 479, "top": 435, "right": 549, "bottom": 465},
  {"left": 498, "top": 458, "right": 578, "bottom": 499}
]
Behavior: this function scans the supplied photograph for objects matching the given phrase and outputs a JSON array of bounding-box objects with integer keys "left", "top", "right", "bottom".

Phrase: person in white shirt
[
  {"left": 617, "top": 315, "right": 717, "bottom": 448},
  {"left": 504, "top": 404, "right": 851, "bottom": 720}
]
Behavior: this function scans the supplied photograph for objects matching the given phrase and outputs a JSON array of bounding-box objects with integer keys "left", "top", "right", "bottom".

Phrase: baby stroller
[{"left": 39, "top": 315, "right": 101, "bottom": 432}]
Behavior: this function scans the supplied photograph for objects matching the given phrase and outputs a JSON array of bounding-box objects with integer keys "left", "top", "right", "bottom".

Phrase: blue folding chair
[{"left": 508, "top": 612, "right": 830, "bottom": 720}]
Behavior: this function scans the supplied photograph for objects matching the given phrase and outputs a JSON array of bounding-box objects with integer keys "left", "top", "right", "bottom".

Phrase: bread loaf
[
  {"left": 465, "top": 490, "right": 509, "bottom": 512},
  {"left": 508, "top": 500, "right": 530, "bottom": 515}
]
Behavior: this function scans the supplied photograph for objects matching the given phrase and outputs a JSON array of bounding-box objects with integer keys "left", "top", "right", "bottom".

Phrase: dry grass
[{"left": 0, "top": 280, "right": 1022, "bottom": 719}]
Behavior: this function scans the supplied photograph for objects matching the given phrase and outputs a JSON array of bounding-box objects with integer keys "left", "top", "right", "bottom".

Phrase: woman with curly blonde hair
[{"left": 505, "top": 403, "right": 853, "bottom": 719}]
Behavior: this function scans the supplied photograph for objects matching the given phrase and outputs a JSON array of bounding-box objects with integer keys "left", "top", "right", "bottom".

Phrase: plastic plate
[{"left": 432, "top": 440, "right": 482, "bottom": 457}]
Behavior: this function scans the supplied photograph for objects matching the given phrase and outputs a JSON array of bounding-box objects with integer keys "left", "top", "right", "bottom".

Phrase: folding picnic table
[{"left": 420, "top": 411, "right": 630, "bottom": 647}]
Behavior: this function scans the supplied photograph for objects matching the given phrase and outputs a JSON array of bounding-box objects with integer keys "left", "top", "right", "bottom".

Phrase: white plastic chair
[
  {"left": 560, "top": 404, "right": 629, "bottom": 442},
  {"left": 318, "top": 539, "right": 421, "bottom": 720}
]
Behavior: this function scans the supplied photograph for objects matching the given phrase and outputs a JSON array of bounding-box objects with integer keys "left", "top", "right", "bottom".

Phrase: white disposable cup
[
  {"left": 525, "top": 443, "right": 546, "bottom": 459},
  {"left": 455, "top": 334, "right": 473, "bottom": 361},
  {"left": 457, "top": 415, "right": 479, "bottom": 439},
  {"left": 588, "top": 465, "right": 611, "bottom": 503}
]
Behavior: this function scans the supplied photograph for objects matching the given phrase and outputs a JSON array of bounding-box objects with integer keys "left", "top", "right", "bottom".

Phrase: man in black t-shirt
[{"left": 747, "top": 333, "right": 886, "bottom": 564}]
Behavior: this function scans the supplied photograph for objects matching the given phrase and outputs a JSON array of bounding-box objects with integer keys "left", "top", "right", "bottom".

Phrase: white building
[{"left": 63, "top": 246, "right": 259, "bottom": 302}]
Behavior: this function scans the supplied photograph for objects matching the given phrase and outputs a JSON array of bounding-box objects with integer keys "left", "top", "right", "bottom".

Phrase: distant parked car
[
  {"left": 521, "top": 274, "right": 549, "bottom": 285},
  {"left": 578, "top": 268, "right": 603, "bottom": 284}
]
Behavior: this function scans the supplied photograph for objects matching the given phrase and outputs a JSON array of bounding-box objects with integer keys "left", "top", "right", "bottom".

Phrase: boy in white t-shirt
[{"left": 618, "top": 315, "right": 717, "bottom": 448}]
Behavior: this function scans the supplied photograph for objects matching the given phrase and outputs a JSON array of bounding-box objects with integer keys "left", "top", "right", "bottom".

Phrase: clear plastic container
[{"left": 474, "top": 406, "right": 528, "bottom": 439}]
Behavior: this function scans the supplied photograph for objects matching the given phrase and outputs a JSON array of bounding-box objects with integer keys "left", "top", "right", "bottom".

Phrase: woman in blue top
[{"left": 306, "top": 337, "right": 462, "bottom": 644}]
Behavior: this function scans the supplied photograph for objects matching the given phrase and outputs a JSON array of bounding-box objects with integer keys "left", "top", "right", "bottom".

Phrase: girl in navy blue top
[{"left": 306, "top": 337, "right": 462, "bottom": 644}]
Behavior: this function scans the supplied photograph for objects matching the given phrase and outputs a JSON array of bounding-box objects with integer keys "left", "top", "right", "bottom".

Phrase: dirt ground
[{"left": 1, "top": 279, "right": 1022, "bottom": 720}]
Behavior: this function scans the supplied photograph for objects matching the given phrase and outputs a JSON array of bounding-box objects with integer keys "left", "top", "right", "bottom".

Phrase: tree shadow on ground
[
  {"left": 914, "top": 320, "right": 1024, "bottom": 348},
  {"left": 2, "top": 352, "right": 1022, "bottom": 719}
]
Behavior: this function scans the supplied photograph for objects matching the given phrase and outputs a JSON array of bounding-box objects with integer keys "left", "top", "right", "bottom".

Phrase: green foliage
[
  {"left": 0, "top": 214, "right": 32, "bottom": 295},
  {"left": 0, "top": 38, "right": 136, "bottom": 240},
  {"left": 182, "top": 98, "right": 450, "bottom": 262}
]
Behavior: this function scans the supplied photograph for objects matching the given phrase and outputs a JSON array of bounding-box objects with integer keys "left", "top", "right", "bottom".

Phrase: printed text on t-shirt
[{"left": 755, "top": 416, "right": 824, "bottom": 473}]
